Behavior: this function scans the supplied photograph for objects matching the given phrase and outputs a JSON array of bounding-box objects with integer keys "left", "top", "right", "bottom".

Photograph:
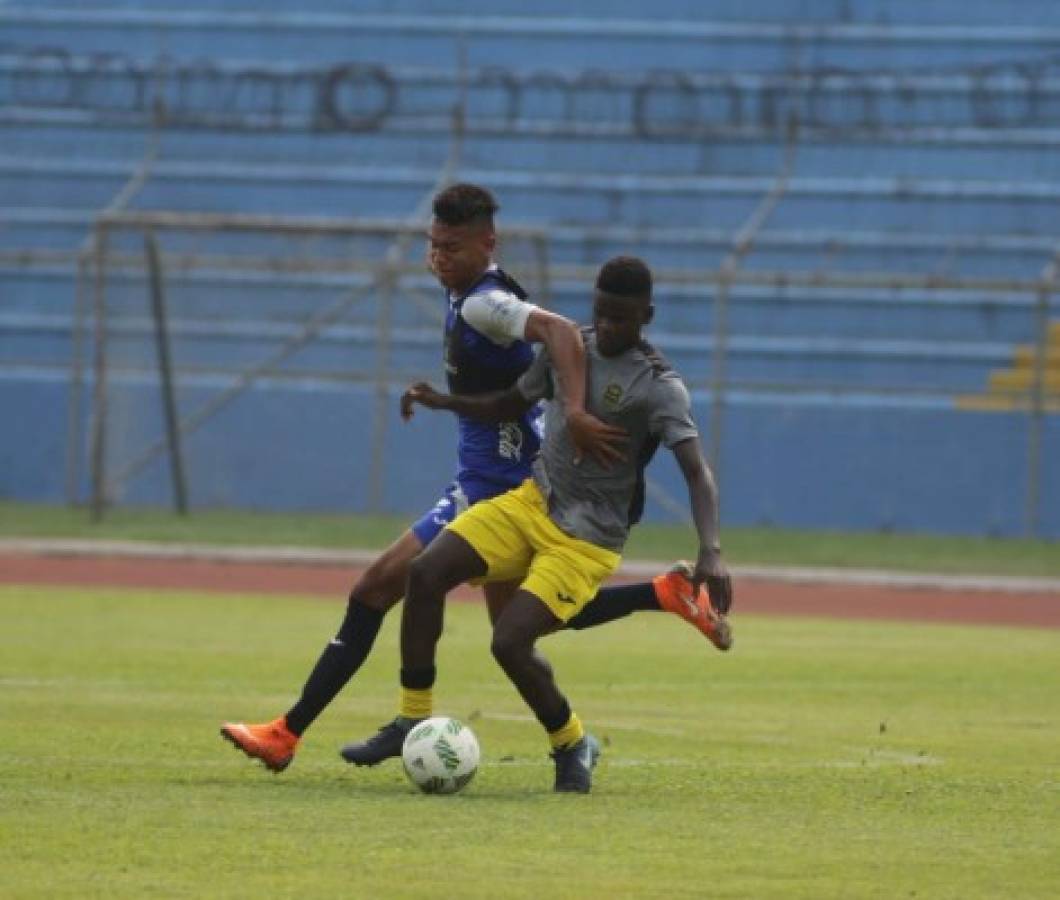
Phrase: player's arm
[
  {"left": 400, "top": 381, "right": 530, "bottom": 423},
  {"left": 672, "top": 436, "right": 733, "bottom": 614},
  {"left": 523, "top": 309, "right": 627, "bottom": 465},
  {"left": 447, "top": 292, "right": 626, "bottom": 464}
]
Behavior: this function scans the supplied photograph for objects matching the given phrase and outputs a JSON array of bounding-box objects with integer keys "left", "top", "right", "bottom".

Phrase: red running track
[{"left": 2, "top": 553, "right": 1058, "bottom": 628}]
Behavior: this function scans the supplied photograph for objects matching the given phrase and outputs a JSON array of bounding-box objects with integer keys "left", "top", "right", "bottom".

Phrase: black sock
[
  {"left": 399, "top": 666, "right": 436, "bottom": 690},
  {"left": 564, "top": 582, "right": 660, "bottom": 631},
  {"left": 284, "top": 599, "right": 385, "bottom": 736},
  {"left": 537, "top": 698, "right": 572, "bottom": 733}
]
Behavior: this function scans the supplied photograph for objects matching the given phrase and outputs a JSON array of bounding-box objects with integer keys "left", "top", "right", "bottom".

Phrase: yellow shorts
[{"left": 446, "top": 478, "right": 621, "bottom": 622}]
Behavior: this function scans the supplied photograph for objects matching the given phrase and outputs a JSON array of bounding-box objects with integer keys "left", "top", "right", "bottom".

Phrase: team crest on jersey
[
  {"left": 498, "top": 422, "right": 524, "bottom": 461},
  {"left": 603, "top": 383, "right": 624, "bottom": 410}
]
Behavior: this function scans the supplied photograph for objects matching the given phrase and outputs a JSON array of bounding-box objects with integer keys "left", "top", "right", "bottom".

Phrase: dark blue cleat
[
  {"left": 551, "top": 733, "right": 601, "bottom": 793},
  {"left": 340, "top": 716, "right": 423, "bottom": 767}
]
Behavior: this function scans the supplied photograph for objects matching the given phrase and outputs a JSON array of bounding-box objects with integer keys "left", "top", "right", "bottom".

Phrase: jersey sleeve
[
  {"left": 517, "top": 346, "right": 554, "bottom": 402},
  {"left": 461, "top": 289, "right": 537, "bottom": 346},
  {"left": 648, "top": 372, "right": 699, "bottom": 448}
]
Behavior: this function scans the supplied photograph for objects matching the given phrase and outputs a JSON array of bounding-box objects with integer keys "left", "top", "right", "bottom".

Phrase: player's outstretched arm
[
  {"left": 400, "top": 381, "right": 531, "bottom": 423},
  {"left": 673, "top": 437, "right": 733, "bottom": 614}
]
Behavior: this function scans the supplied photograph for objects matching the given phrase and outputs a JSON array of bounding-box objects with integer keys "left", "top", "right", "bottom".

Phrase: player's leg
[
  {"left": 339, "top": 529, "right": 491, "bottom": 765},
  {"left": 219, "top": 529, "right": 423, "bottom": 772},
  {"left": 488, "top": 496, "right": 620, "bottom": 793},
  {"left": 341, "top": 486, "right": 533, "bottom": 766},
  {"left": 400, "top": 529, "right": 489, "bottom": 689},
  {"left": 565, "top": 564, "right": 733, "bottom": 651},
  {"left": 281, "top": 529, "right": 423, "bottom": 737},
  {"left": 221, "top": 482, "right": 468, "bottom": 772},
  {"left": 484, "top": 580, "right": 559, "bottom": 683},
  {"left": 483, "top": 579, "right": 519, "bottom": 625},
  {"left": 490, "top": 590, "right": 600, "bottom": 793},
  {"left": 489, "top": 589, "right": 565, "bottom": 729}
]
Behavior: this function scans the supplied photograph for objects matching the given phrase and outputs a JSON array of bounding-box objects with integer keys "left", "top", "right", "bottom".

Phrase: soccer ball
[{"left": 401, "top": 716, "right": 480, "bottom": 795}]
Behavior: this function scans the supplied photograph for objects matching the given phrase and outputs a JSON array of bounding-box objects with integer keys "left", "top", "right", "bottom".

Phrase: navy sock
[
  {"left": 284, "top": 599, "right": 385, "bottom": 736},
  {"left": 565, "top": 582, "right": 660, "bottom": 631},
  {"left": 400, "top": 666, "right": 437, "bottom": 690},
  {"left": 537, "top": 698, "right": 573, "bottom": 734}
]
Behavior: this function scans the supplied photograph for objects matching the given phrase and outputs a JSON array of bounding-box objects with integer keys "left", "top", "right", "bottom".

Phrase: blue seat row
[
  {"left": 3, "top": 160, "right": 1057, "bottom": 235},
  {"left": 7, "top": 9, "right": 1059, "bottom": 73},
  {"left": 1, "top": 257, "right": 1044, "bottom": 344}
]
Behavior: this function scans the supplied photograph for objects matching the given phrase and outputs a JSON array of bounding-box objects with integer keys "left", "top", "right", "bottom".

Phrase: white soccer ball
[{"left": 401, "top": 716, "right": 480, "bottom": 795}]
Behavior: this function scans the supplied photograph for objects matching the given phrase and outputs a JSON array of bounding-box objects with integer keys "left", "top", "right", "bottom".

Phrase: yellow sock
[
  {"left": 400, "top": 687, "right": 432, "bottom": 720},
  {"left": 548, "top": 712, "right": 585, "bottom": 750}
]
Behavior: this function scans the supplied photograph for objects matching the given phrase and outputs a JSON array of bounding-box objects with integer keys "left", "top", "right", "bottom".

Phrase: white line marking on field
[
  {"left": 0, "top": 677, "right": 61, "bottom": 688},
  {"left": 829, "top": 750, "right": 944, "bottom": 768},
  {"left": 482, "top": 757, "right": 691, "bottom": 768},
  {"left": 473, "top": 711, "right": 689, "bottom": 737}
]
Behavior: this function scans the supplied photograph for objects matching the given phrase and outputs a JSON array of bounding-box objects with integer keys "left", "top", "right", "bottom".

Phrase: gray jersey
[{"left": 516, "top": 329, "right": 698, "bottom": 551}]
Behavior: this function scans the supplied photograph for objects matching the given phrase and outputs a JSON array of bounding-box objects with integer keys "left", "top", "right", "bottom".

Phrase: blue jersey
[{"left": 444, "top": 268, "right": 542, "bottom": 488}]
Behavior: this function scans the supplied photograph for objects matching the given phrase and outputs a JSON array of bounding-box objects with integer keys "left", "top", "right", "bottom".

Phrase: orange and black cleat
[
  {"left": 220, "top": 717, "right": 299, "bottom": 773},
  {"left": 653, "top": 561, "right": 733, "bottom": 652}
]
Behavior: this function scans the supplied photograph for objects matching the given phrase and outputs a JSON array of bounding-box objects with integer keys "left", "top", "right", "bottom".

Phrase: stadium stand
[{"left": 1, "top": 1, "right": 1058, "bottom": 535}]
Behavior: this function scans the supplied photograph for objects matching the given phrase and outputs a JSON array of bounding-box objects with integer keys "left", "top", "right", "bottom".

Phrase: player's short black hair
[
  {"left": 596, "top": 255, "right": 653, "bottom": 300},
  {"left": 432, "top": 183, "right": 499, "bottom": 227}
]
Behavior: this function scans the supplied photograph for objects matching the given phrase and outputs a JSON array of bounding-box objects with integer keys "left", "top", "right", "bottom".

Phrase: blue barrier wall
[
  {"left": 5, "top": 373, "right": 1056, "bottom": 537},
  {"left": 1, "top": 1, "right": 1058, "bottom": 536}
]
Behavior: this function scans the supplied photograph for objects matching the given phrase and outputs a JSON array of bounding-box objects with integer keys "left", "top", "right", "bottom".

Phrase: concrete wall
[{"left": 1, "top": 1, "right": 1057, "bottom": 535}]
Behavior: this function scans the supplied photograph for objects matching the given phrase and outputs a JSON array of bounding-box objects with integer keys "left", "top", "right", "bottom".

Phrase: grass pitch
[{"left": 2, "top": 586, "right": 1058, "bottom": 899}]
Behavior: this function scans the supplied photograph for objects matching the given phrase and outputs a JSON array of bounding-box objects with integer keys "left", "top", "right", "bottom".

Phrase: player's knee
[
  {"left": 490, "top": 629, "right": 529, "bottom": 669},
  {"left": 408, "top": 541, "right": 473, "bottom": 601},
  {"left": 350, "top": 562, "right": 405, "bottom": 611},
  {"left": 490, "top": 632, "right": 513, "bottom": 668},
  {"left": 406, "top": 553, "right": 438, "bottom": 605}
]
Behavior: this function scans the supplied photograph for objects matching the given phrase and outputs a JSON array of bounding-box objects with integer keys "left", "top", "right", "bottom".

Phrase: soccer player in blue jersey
[
  {"left": 220, "top": 186, "right": 729, "bottom": 773},
  {"left": 348, "top": 255, "right": 733, "bottom": 792}
]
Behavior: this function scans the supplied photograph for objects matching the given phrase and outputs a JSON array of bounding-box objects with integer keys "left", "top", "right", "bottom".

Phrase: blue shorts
[{"left": 410, "top": 477, "right": 513, "bottom": 547}]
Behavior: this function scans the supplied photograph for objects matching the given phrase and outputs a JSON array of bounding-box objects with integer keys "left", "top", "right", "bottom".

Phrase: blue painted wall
[
  {"left": 1, "top": 2, "right": 1058, "bottom": 536},
  {"left": 5, "top": 372, "right": 1055, "bottom": 536}
]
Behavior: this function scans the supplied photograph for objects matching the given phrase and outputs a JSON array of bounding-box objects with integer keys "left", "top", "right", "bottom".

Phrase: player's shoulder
[
  {"left": 466, "top": 286, "right": 526, "bottom": 309},
  {"left": 630, "top": 341, "right": 691, "bottom": 408},
  {"left": 461, "top": 287, "right": 535, "bottom": 335},
  {"left": 633, "top": 339, "right": 679, "bottom": 380}
]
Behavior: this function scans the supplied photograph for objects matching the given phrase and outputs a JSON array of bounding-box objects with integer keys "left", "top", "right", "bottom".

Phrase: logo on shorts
[
  {"left": 430, "top": 483, "right": 469, "bottom": 526},
  {"left": 603, "top": 383, "right": 624, "bottom": 410}
]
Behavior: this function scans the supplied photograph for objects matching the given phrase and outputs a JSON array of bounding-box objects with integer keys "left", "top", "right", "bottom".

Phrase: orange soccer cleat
[
  {"left": 220, "top": 717, "right": 299, "bottom": 773},
  {"left": 653, "top": 562, "right": 733, "bottom": 652}
]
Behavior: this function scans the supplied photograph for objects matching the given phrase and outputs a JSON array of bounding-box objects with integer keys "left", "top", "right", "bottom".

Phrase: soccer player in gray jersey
[
  {"left": 356, "top": 256, "right": 733, "bottom": 793},
  {"left": 220, "top": 186, "right": 725, "bottom": 777}
]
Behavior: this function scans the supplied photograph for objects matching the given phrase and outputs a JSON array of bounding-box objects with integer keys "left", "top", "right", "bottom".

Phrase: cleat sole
[{"left": 338, "top": 750, "right": 394, "bottom": 767}]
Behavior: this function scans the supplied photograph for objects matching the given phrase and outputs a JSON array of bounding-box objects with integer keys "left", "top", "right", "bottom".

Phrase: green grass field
[
  {"left": 2, "top": 585, "right": 1057, "bottom": 898},
  {"left": 3, "top": 500, "right": 1060, "bottom": 577}
]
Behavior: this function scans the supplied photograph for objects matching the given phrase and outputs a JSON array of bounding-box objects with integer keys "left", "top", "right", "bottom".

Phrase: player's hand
[
  {"left": 400, "top": 382, "right": 447, "bottom": 420},
  {"left": 692, "top": 547, "right": 733, "bottom": 615},
  {"left": 567, "top": 409, "right": 629, "bottom": 467}
]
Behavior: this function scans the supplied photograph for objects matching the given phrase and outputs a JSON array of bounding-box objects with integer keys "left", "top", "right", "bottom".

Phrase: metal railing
[
  {"left": 72, "top": 210, "right": 552, "bottom": 520},
  {"left": 1027, "top": 247, "right": 1059, "bottom": 535}
]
